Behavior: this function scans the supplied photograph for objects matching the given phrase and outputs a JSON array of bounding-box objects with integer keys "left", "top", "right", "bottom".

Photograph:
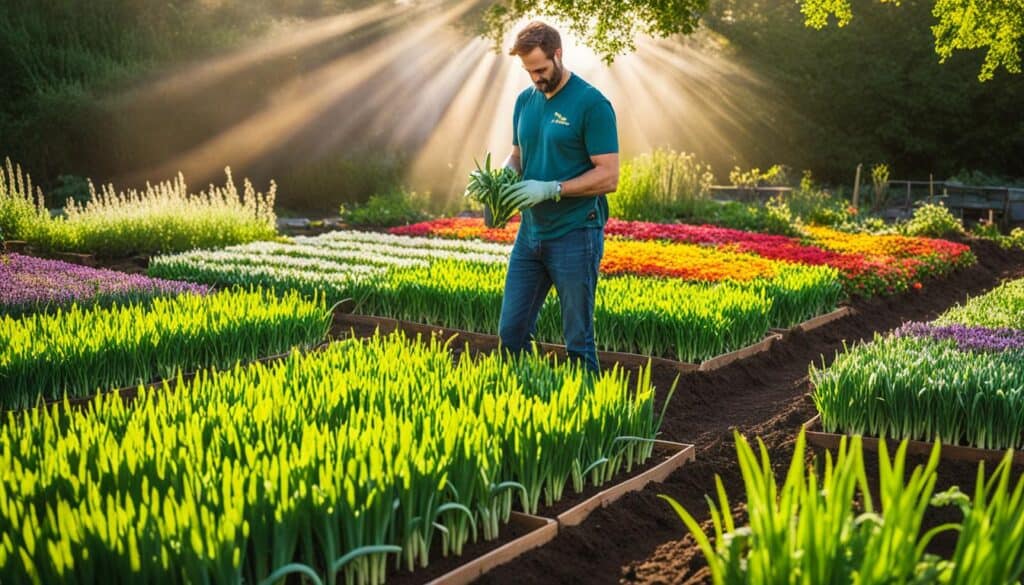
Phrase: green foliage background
[
  {"left": 703, "top": 0, "right": 1024, "bottom": 183},
  {"left": 0, "top": 0, "right": 1020, "bottom": 210}
]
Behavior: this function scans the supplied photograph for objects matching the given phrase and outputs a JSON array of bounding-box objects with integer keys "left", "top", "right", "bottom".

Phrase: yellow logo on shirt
[{"left": 552, "top": 112, "right": 570, "bottom": 126}]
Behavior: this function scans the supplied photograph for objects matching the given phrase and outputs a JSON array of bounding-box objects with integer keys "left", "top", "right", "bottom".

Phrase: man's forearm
[
  {"left": 503, "top": 152, "right": 522, "bottom": 173},
  {"left": 560, "top": 165, "right": 618, "bottom": 197}
]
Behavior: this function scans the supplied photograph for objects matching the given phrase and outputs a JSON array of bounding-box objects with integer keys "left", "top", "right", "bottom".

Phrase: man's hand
[{"left": 503, "top": 180, "right": 560, "bottom": 209}]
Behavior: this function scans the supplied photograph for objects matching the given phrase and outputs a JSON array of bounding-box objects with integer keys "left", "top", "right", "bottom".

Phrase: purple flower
[
  {"left": 894, "top": 321, "right": 1024, "bottom": 353},
  {"left": 1, "top": 253, "right": 210, "bottom": 315}
]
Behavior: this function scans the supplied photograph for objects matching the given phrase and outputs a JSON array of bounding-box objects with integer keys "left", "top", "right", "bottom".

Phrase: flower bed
[
  {"left": 391, "top": 218, "right": 974, "bottom": 297},
  {"left": 0, "top": 253, "right": 208, "bottom": 317}
]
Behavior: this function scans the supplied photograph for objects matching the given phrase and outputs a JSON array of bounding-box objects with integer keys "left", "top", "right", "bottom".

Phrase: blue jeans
[{"left": 499, "top": 226, "right": 604, "bottom": 373}]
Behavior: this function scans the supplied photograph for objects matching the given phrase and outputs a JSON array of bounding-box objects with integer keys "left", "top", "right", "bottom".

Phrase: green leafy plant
[
  {"left": 903, "top": 202, "right": 965, "bottom": 238},
  {"left": 0, "top": 158, "right": 47, "bottom": 242},
  {"left": 463, "top": 153, "right": 521, "bottom": 228},
  {"left": 662, "top": 429, "right": 1024, "bottom": 584},
  {"left": 608, "top": 148, "right": 714, "bottom": 221},
  {"left": 784, "top": 171, "right": 853, "bottom": 226},
  {"left": 339, "top": 188, "right": 429, "bottom": 227},
  {"left": 663, "top": 430, "right": 951, "bottom": 584},
  {"left": 0, "top": 330, "right": 666, "bottom": 583},
  {"left": 972, "top": 222, "right": 1024, "bottom": 251},
  {"left": 0, "top": 287, "right": 329, "bottom": 408},
  {"left": 812, "top": 333, "right": 1024, "bottom": 450},
  {"left": 870, "top": 163, "right": 890, "bottom": 212},
  {"left": 937, "top": 277, "right": 1024, "bottom": 330},
  {"left": 0, "top": 159, "right": 278, "bottom": 257}
]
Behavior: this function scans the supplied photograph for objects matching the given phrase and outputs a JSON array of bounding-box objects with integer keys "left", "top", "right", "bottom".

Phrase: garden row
[
  {"left": 664, "top": 430, "right": 1024, "bottom": 583},
  {"left": 0, "top": 331, "right": 668, "bottom": 584},
  {"left": 812, "top": 275, "right": 1024, "bottom": 451},
  {"left": 392, "top": 217, "right": 974, "bottom": 297},
  {"left": 147, "top": 230, "right": 843, "bottom": 363}
]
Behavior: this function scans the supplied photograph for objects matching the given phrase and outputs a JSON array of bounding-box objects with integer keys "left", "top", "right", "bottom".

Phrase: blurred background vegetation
[{"left": 1, "top": 0, "right": 1021, "bottom": 215}]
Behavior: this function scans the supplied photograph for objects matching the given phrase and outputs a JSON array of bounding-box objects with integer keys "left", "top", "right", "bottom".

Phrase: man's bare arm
[
  {"left": 560, "top": 153, "right": 618, "bottom": 197},
  {"left": 503, "top": 146, "right": 522, "bottom": 173}
]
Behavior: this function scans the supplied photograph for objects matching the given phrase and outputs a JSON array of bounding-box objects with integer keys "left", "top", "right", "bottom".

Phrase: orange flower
[{"left": 602, "top": 239, "right": 781, "bottom": 282}]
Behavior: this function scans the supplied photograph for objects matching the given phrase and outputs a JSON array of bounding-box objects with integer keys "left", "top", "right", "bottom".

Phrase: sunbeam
[{"left": 107, "top": 3, "right": 800, "bottom": 209}]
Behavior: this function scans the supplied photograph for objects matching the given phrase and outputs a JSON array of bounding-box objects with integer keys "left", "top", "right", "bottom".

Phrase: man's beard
[{"left": 536, "top": 60, "right": 564, "bottom": 93}]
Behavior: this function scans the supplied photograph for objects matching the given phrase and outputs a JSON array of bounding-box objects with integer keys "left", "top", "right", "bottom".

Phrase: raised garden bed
[
  {"left": 770, "top": 306, "right": 854, "bottom": 339},
  {"left": 555, "top": 440, "right": 695, "bottom": 527},
  {"left": 333, "top": 312, "right": 782, "bottom": 373},
  {"left": 802, "top": 414, "right": 1024, "bottom": 466}
]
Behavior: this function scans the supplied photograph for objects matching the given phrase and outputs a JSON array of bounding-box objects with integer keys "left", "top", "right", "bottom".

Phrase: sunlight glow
[{"left": 109, "top": 3, "right": 797, "bottom": 208}]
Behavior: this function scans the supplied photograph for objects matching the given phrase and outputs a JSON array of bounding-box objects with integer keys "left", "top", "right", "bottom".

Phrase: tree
[
  {"left": 799, "top": 0, "right": 1024, "bottom": 80},
  {"left": 480, "top": 0, "right": 708, "bottom": 63}
]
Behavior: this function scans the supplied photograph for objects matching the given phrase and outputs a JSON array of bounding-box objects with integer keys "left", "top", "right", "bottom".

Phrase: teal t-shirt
[{"left": 513, "top": 73, "right": 618, "bottom": 240}]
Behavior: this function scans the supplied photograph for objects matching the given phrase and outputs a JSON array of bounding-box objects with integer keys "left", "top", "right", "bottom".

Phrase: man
[{"left": 497, "top": 21, "right": 619, "bottom": 374}]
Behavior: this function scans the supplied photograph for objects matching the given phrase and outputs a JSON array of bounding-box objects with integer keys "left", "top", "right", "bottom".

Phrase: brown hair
[{"left": 508, "top": 21, "right": 561, "bottom": 59}]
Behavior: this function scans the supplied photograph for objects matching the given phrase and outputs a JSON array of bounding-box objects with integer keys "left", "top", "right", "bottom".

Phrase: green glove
[{"left": 503, "top": 180, "right": 561, "bottom": 209}]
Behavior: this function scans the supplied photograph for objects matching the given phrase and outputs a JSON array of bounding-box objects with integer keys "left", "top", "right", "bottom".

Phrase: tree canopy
[
  {"left": 482, "top": 0, "right": 1023, "bottom": 80},
  {"left": 800, "top": 0, "right": 1023, "bottom": 80},
  {"left": 481, "top": 0, "right": 708, "bottom": 63}
]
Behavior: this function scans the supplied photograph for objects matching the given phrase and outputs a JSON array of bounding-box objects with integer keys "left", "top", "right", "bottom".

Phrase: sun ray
[{"left": 109, "top": 5, "right": 797, "bottom": 201}]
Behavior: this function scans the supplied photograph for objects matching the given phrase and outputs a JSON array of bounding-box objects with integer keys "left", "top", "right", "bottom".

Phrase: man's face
[{"left": 520, "top": 47, "right": 563, "bottom": 93}]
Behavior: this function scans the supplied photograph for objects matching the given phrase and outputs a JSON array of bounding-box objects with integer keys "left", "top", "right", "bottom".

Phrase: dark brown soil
[
  {"left": 386, "top": 517, "right": 537, "bottom": 585},
  {"left": 466, "top": 239, "right": 1024, "bottom": 585}
]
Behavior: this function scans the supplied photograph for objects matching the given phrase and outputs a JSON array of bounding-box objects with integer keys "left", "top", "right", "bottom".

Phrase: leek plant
[
  {"left": 811, "top": 335, "right": 1024, "bottom": 450},
  {"left": 661, "top": 430, "right": 1024, "bottom": 584},
  {"left": 151, "top": 230, "right": 842, "bottom": 361},
  {"left": 937, "top": 277, "right": 1024, "bottom": 330},
  {"left": 0, "top": 331, "right": 666, "bottom": 584},
  {"left": 464, "top": 153, "right": 521, "bottom": 228},
  {"left": 0, "top": 288, "right": 329, "bottom": 409},
  {"left": 369, "top": 260, "right": 776, "bottom": 362}
]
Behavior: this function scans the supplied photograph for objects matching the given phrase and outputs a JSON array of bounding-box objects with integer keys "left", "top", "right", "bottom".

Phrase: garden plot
[
  {"left": 811, "top": 275, "right": 1024, "bottom": 456},
  {"left": 150, "top": 230, "right": 843, "bottom": 364},
  {"left": 0, "top": 288, "right": 329, "bottom": 409},
  {"left": 0, "top": 331, "right": 675, "bottom": 584}
]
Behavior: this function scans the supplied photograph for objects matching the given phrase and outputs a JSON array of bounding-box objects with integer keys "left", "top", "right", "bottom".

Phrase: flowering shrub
[{"left": 903, "top": 202, "right": 965, "bottom": 238}]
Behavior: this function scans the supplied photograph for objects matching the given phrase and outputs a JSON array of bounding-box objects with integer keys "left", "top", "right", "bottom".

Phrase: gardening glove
[{"left": 503, "top": 180, "right": 561, "bottom": 210}]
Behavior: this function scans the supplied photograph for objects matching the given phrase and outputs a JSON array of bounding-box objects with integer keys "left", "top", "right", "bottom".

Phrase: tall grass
[
  {"left": 0, "top": 158, "right": 47, "bottom": 242},
  {"left": 609, "top": 148, "right": 715, "bottom": 221},
  {"left": 0, "top": 158, "right": 278, "bottom": 256}
]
